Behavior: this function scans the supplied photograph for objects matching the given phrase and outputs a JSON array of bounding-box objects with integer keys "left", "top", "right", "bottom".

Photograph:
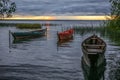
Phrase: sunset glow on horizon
[{"left": 3, "top": 15, "right": 112, "bottom": 20}]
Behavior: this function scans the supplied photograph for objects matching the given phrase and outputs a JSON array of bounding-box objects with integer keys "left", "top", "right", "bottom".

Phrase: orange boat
[{"left": 57, "top": 28, "right": 74, "bottom": 40}]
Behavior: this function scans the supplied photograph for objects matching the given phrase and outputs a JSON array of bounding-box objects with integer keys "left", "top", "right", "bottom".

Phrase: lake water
[
  {"left": 0, "top": 20, "right": 120, "bottom": 80},
  {"left": 12, "top": 0, "right": 110, "bottom": 15}
]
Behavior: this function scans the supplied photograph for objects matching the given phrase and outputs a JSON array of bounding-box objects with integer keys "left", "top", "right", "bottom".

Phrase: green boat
[{"left": 11, "top": 28, "right": 47, "bottom": 40}]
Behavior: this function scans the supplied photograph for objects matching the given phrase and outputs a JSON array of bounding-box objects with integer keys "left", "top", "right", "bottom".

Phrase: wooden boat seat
[
  {"left": 83, "top": 44, "right": 105, "bottom": 49},
  {"left": 87, "top": 49, "right": 103, "bottom": 53},
  {"left": 82, "top": 35, "right": 106, "bottom": 55},
  {"left": 91, "top": 38, "right": 98, "bottom": 39},
  {"left": 83, "top": 44, "right": 105, "bottom": 47}
]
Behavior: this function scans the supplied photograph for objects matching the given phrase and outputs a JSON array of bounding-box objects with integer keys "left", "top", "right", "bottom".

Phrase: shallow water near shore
[{"left": 0, "top": 20, "right": 120, "bottom": 80}]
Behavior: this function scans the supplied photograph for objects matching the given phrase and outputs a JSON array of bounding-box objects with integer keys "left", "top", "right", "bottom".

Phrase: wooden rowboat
[
  {"left": 57, "top": 28, "right": 74, "bottom": 41},
  {"left": 11, "top": 28, "right": 47, "bottom": 40},
  {"left": 81, "top": 34, "right": 106, "bottom": 67}
]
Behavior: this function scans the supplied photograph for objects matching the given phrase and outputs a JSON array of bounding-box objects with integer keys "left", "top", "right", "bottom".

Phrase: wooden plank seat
[
  {"left": 83, "top": 44, "right": 105, "bottom": 49},
  {"left": 83, "top": 44, "right": 105, "bottom": 47},
  {"left": 87, "top": 49, "right": 103, "bottom": 53}
]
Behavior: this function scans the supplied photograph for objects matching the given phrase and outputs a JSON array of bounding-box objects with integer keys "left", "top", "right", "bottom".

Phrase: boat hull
[
  {"left": 82, "top": 48, "right": 105, "bottom": 67},
  {"left": 81, "top": 35, "right": 106, "bottom": 67},
  {"left": 57, "top": 29, "right": 74, "bottom": 40},
  {"left": 11, "top": 28, "right": 47, "bottom": 40}
]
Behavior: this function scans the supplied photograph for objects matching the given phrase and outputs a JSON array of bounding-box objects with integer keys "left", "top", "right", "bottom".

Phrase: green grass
[
  {"left": 74, "top": 25, "right": 120, "bottom": 45},
  {"left": 16, "top": 23, "right": 41, "bottom": 29},
  {"left": 0, "top": 23, "right": 41, "bottom": 29},
  {"left": 74, "top": 26, "right": 106, "bottom": 35},
  {"left": 0, "top": 23, "right": 16, "bottom": 27},
  {"left": 0, "top": 23, "right": 61, "bottom": 28}
]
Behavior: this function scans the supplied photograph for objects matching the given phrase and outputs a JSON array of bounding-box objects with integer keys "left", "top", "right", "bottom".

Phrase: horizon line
[{"left": 1, "top": 15, "right": 112, "bottom": 20}]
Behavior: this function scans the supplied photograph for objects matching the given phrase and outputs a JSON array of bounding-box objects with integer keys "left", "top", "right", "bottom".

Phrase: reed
[
  {"left": 0, "top": 23, "right": 61, "bottom": 27},
  {"left": 74, "top": 26, "right": 120, "bottom": 45},
  {"left": 74, "top": 26, "right": 105, "bottom": 35},
  {"left": 0, "top": 23, "right": 16, "bottom": 27},
  {"left": 16, "top": 23, "right": 41, "bottom": 29},
  {"left": 105, "top": 0, "right": 120, "bottom": 30}
]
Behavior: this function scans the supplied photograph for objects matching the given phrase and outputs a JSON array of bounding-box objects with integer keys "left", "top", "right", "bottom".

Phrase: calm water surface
[{"left": 0, "top": 20, "right": 120, "bottom": 80}]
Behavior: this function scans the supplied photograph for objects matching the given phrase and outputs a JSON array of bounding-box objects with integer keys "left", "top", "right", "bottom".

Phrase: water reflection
[
  {"left": 57, "top": 37, "right": 73, "bottom": 47},
  {"left": 81, "top": 57, "right": 106, "bottom": 80},
  {"left": 12, "top": 36, "right": 47, "bottom": 44},
  {"left": 12, "top": 39, "right": 31, "bottom": 44}
]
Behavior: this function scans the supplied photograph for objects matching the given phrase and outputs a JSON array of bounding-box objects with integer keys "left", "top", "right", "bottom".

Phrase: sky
[
  {"left": 9, "top": 0, "right": 111, "bottom": 20},
  {"left": 12, "top": 0, "right": 110, "bottom": 16}
]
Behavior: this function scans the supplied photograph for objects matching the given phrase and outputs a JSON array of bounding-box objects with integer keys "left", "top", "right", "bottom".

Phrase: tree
[
  {"left": 107, "top": 0, "right": 120, "bottom": 27},
  {"left": 110, "top": 0, "right": 120, "bottom": 17},
  {"left": 0, "top": 0, "right": 16, "bottom": 18}
]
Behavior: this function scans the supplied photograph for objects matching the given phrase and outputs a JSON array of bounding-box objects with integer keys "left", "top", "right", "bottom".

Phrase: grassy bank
[
  {"left": 16, "top": 24, "right": 41, "bottom": 29},
  {"left": 0, "top": 23, "right": 61, "bottom": 29},
  {"left": 0, "top": 23, "right": 41, "bottom": 29}
]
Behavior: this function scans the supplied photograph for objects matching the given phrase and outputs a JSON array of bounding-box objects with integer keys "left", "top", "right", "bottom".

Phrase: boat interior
[{"left": 83, "top": 35, "right": 106, "bottom": 53}]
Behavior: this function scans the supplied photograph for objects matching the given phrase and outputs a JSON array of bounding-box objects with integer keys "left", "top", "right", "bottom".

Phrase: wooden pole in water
[
  {"left": 62, "top": 26, "right": 63, "bottom": 32},
  {"left": 9, "top": 30, "right": 11, "bottom": 49},
  {"left": 57, "top": 31, "right": 58, "bottom": 51}
]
